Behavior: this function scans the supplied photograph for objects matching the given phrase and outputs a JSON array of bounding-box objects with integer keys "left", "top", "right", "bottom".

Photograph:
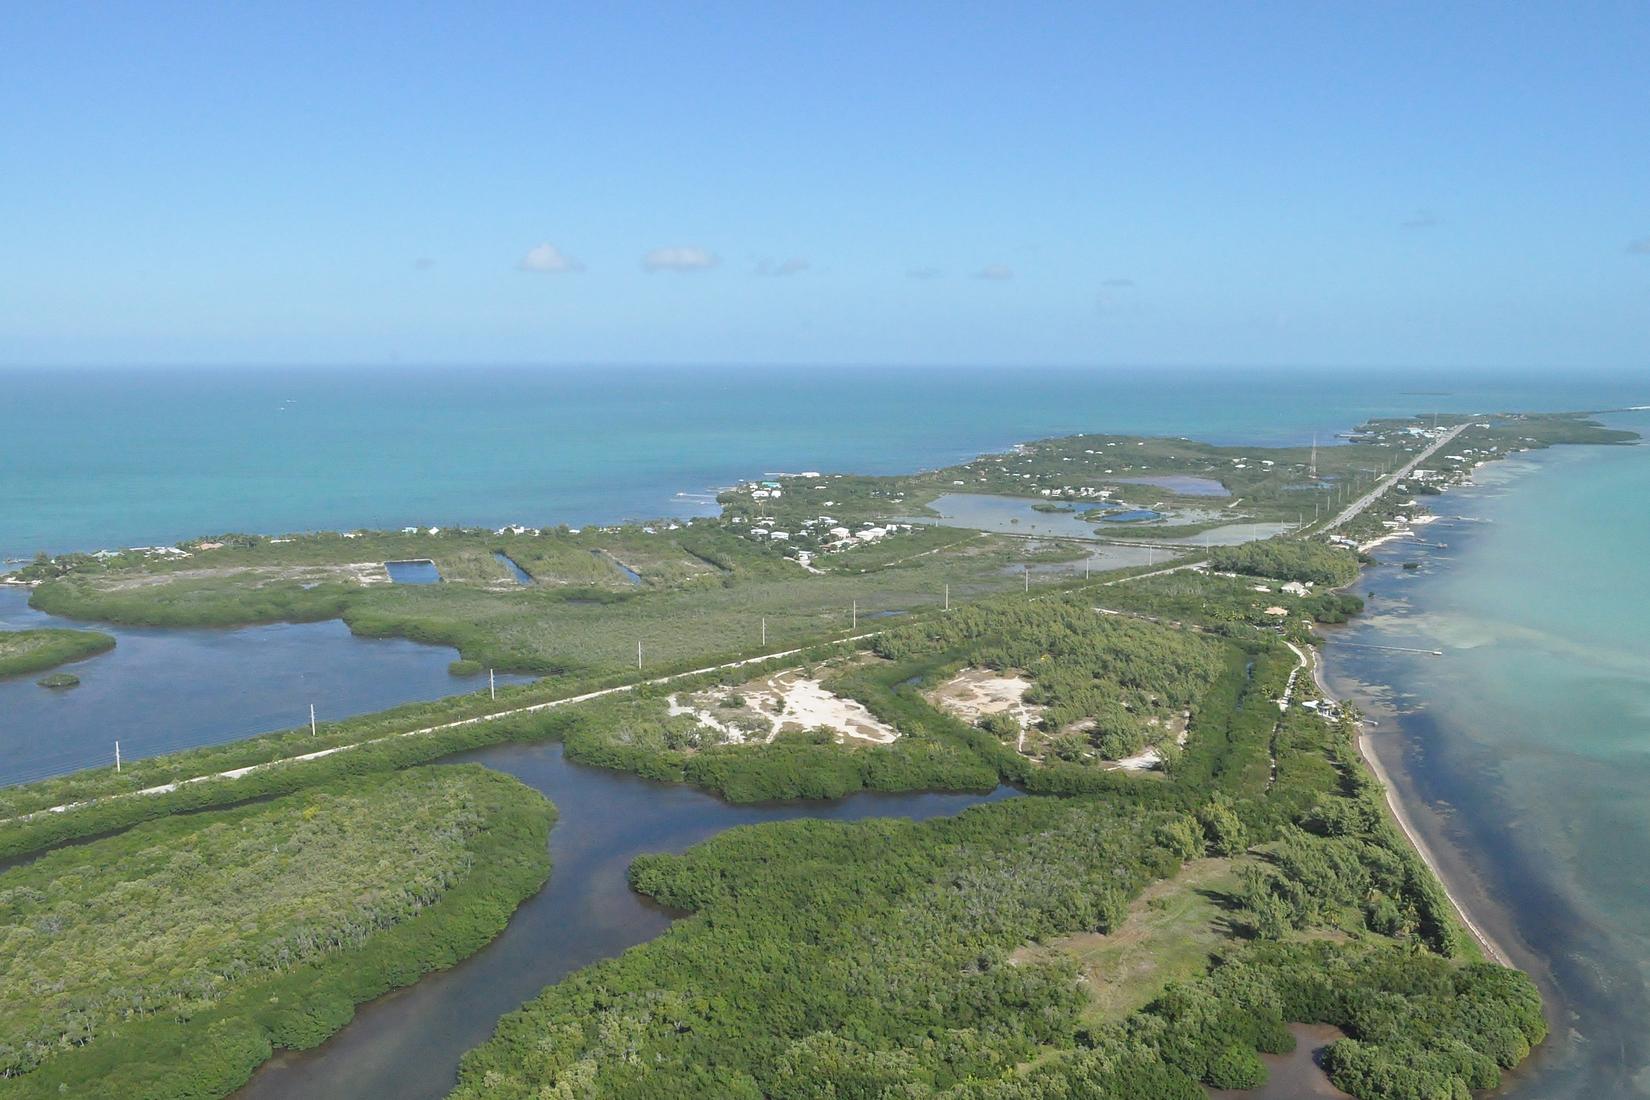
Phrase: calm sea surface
[
  {"left": 3, "top": 366, "right": 1648, "bottom": 1096},
  {"left": 3, "top": 364, "right": 1645, "bottom": 562}
]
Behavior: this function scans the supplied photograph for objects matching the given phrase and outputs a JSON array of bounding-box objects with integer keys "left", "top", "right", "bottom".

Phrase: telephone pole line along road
[{"left": 1325, "top": 422, "right": 1469, "bottom": 531}]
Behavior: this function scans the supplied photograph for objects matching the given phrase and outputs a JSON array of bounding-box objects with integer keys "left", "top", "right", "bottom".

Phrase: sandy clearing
[
  {"left": 925, "top": 668, "right": 1043, "bottom": 725},
  {"left": 669, "top": 668, "right": 899, "bottom": 745},
  {"left": 925, "top": 667, "right": 1045, "bottom": 754}
]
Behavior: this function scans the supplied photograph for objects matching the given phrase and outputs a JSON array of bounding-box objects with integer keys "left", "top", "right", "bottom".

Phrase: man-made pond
[
  {"left": 592, "top": 548, "right": 643, "bottom": 584},
  {"left": 236, "top": 742, "right": 1015, "bottom": 1099},
  {"left": 909, "top": 494, "right": 1288, "bottom": 549},
  {"left": 0, "top": 587, "right": 529, "bottom": 786},
  {"left": 385, "top": 558, "right": 443, "bottom": 584},
  {"left": 1114, "top": 475, "right": 1231, "bottom": 497},
  {"left": 493, "top": 551, "right": 534, "bottom": 585}
]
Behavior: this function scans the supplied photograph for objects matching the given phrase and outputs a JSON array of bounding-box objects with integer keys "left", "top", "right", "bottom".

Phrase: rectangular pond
[
  {"left": 492, "top": 552, "right": 534, "bottom": 585},
  {"left": 385, "top": 559, "right": 443, "bottom": 584}
]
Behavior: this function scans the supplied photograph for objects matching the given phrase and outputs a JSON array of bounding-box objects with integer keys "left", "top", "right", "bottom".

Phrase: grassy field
[
  {"left": 0, "top": 765, "right": 551, "bottom": 1097},
  {"left": 0, "top": 627, "right": 115, "bottom": 677},
  {"left": 1016, "top": 857, "right": 1248, "bottom": 1023},
  {"left": 26, "top": 528, "right": 1049, "bottom": 677}
]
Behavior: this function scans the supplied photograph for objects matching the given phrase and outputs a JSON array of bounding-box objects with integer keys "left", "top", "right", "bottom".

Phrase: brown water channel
[{"left": 235, "top": 741, "right": 1015, "bottom": 1099}]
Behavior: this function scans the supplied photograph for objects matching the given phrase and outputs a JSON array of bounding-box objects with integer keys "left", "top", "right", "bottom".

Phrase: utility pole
[
  {"left": 1085, "top": 557, "right": 1091, "bottom": 580},
  {"left": 1024, "top": 564, "right": 1030, "bottom": 592},
  {"left": 310, "top": 703, "right": 317, "bottom": 736},
  {"left": 489, "top": 668, "right": 496, "bottom": 701},
  {"left": 852, "top": 600, "right": 857, "bottom": 631},
  {"left": 637, "top": 640, "right": 643, "bottom": 670},
  {"left": 114, "top": 740, "right": 121, "bottom": 773},
  {"left": 944, "top": 584, "right": 949, "bottom": 611}
]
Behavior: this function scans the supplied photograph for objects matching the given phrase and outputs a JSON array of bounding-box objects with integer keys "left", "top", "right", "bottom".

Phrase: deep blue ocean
[{"left": 3, "top": 365, "right": 1648, "bottom": 1097}]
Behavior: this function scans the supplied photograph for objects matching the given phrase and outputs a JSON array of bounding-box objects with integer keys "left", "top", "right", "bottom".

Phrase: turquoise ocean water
[{"left": 3, "top": 365, "right": 1648, "bottom": 1095}]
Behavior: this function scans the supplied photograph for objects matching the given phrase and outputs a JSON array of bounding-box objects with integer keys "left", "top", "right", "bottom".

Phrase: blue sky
[{"left": 3, "top": 2, "right": 1647, "bottom": 368}]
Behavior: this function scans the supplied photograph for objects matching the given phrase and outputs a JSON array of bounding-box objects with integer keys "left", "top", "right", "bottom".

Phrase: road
[
  {"left": 11, "top": 544, "right": 1215, "bottom": 827},
  {"left": 1325, "top": 422, "right": 1469, "bottom": 530},
  {"left": 5, "top": 634, "right": 889, "bottom": 826}
]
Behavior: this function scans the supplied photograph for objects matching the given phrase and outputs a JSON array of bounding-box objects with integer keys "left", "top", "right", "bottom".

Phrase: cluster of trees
[
  {"left": 447, "top": 594, "right": 1536, "bottom": 1098},
  {"left": 453, "top": 704, "right": 1539, "bottom": 1100},
  {"left": 453, "top": 797, "right": 1187, "bottom": 1099},
  {"left": 0, "top": 627, "right": 115, "bottom": 678},
  {"left": 873, "top": 599, "right": 1225, "bottom": 763},
  {"left": 0, "top": 765, "right": 551, "bottom": 1097},
  {"left": 1207, "top": 539, "right": 1361, "bottom": 587},
  {"left": 557, "top": 679, "right": 1000, "bottom": 803}
]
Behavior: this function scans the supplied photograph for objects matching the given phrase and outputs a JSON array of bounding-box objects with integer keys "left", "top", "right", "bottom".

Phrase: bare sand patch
[
  {"left": 1108, "top": 711, "right": 1190, "bottom": 771},
  {"left": 925, "top": 668, "right": 1044, "bottom": 726},
  {"left": 668, "top": 667, "right": 899, "bottom": 745}
]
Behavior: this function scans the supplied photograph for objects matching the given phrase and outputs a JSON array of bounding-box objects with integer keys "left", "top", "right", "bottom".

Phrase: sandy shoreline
[{"left": 1303, "top": 640, "right": 1515, "bottom": 968}]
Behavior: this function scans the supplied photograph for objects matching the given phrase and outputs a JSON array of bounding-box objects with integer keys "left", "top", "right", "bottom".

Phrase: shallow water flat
[{"left": 0, "top": 586, "right": 528, "bottom": 785}]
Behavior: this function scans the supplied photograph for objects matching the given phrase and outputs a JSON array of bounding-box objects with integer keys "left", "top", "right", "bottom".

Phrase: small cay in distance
[{"left": 0, "top": 409, "right": 1633, "bottom": 1100}]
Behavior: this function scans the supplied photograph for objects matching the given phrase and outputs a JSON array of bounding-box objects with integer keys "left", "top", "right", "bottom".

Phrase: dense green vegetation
[
  {"left": 0, "top": 627, "right": 114, "bottom": 678},
  {"left": 556, "top": 682, "right": 1000, "bottom": 803},
  {"left": 1207, "top": 539, "right": 1361, "bottom": 586},
  {"left": 875, "top": 601, "right": 1224, "bottom": 761},
  {"left": 452, "top": 672, "right": 1536, "bottom": 1099},
  {"left": 22, "top": 522, "right": 1041, "bottom": 678},
  {"left": 441, "top": 577, "right": 1536, "bottom": 1100},
  {"left": 0, "top": 765, "right": 552, "bottom": 1097}
]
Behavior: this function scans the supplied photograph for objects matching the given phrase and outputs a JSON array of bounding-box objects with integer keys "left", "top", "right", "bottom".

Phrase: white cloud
[
  {"left": 518, "top": 243, "right": 583, "bottom": 273},
  {"left": 1627, "top": 237, "right": 1650, "bottom": 255},
  {"left": 906, "top": 266, "right": 944, "bottom": 280},
  {"left": 973, "top": 264, "right": 1013, "bottom": 281},
  {"left": 643, "top": 246, "right": 718, "bottom": 272},
  {"left": 1400, "top": 210, "right": 1440, "bottom": 230},
  {"left": 755, "top": 257, "right": 810, "bottom": 276}
]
